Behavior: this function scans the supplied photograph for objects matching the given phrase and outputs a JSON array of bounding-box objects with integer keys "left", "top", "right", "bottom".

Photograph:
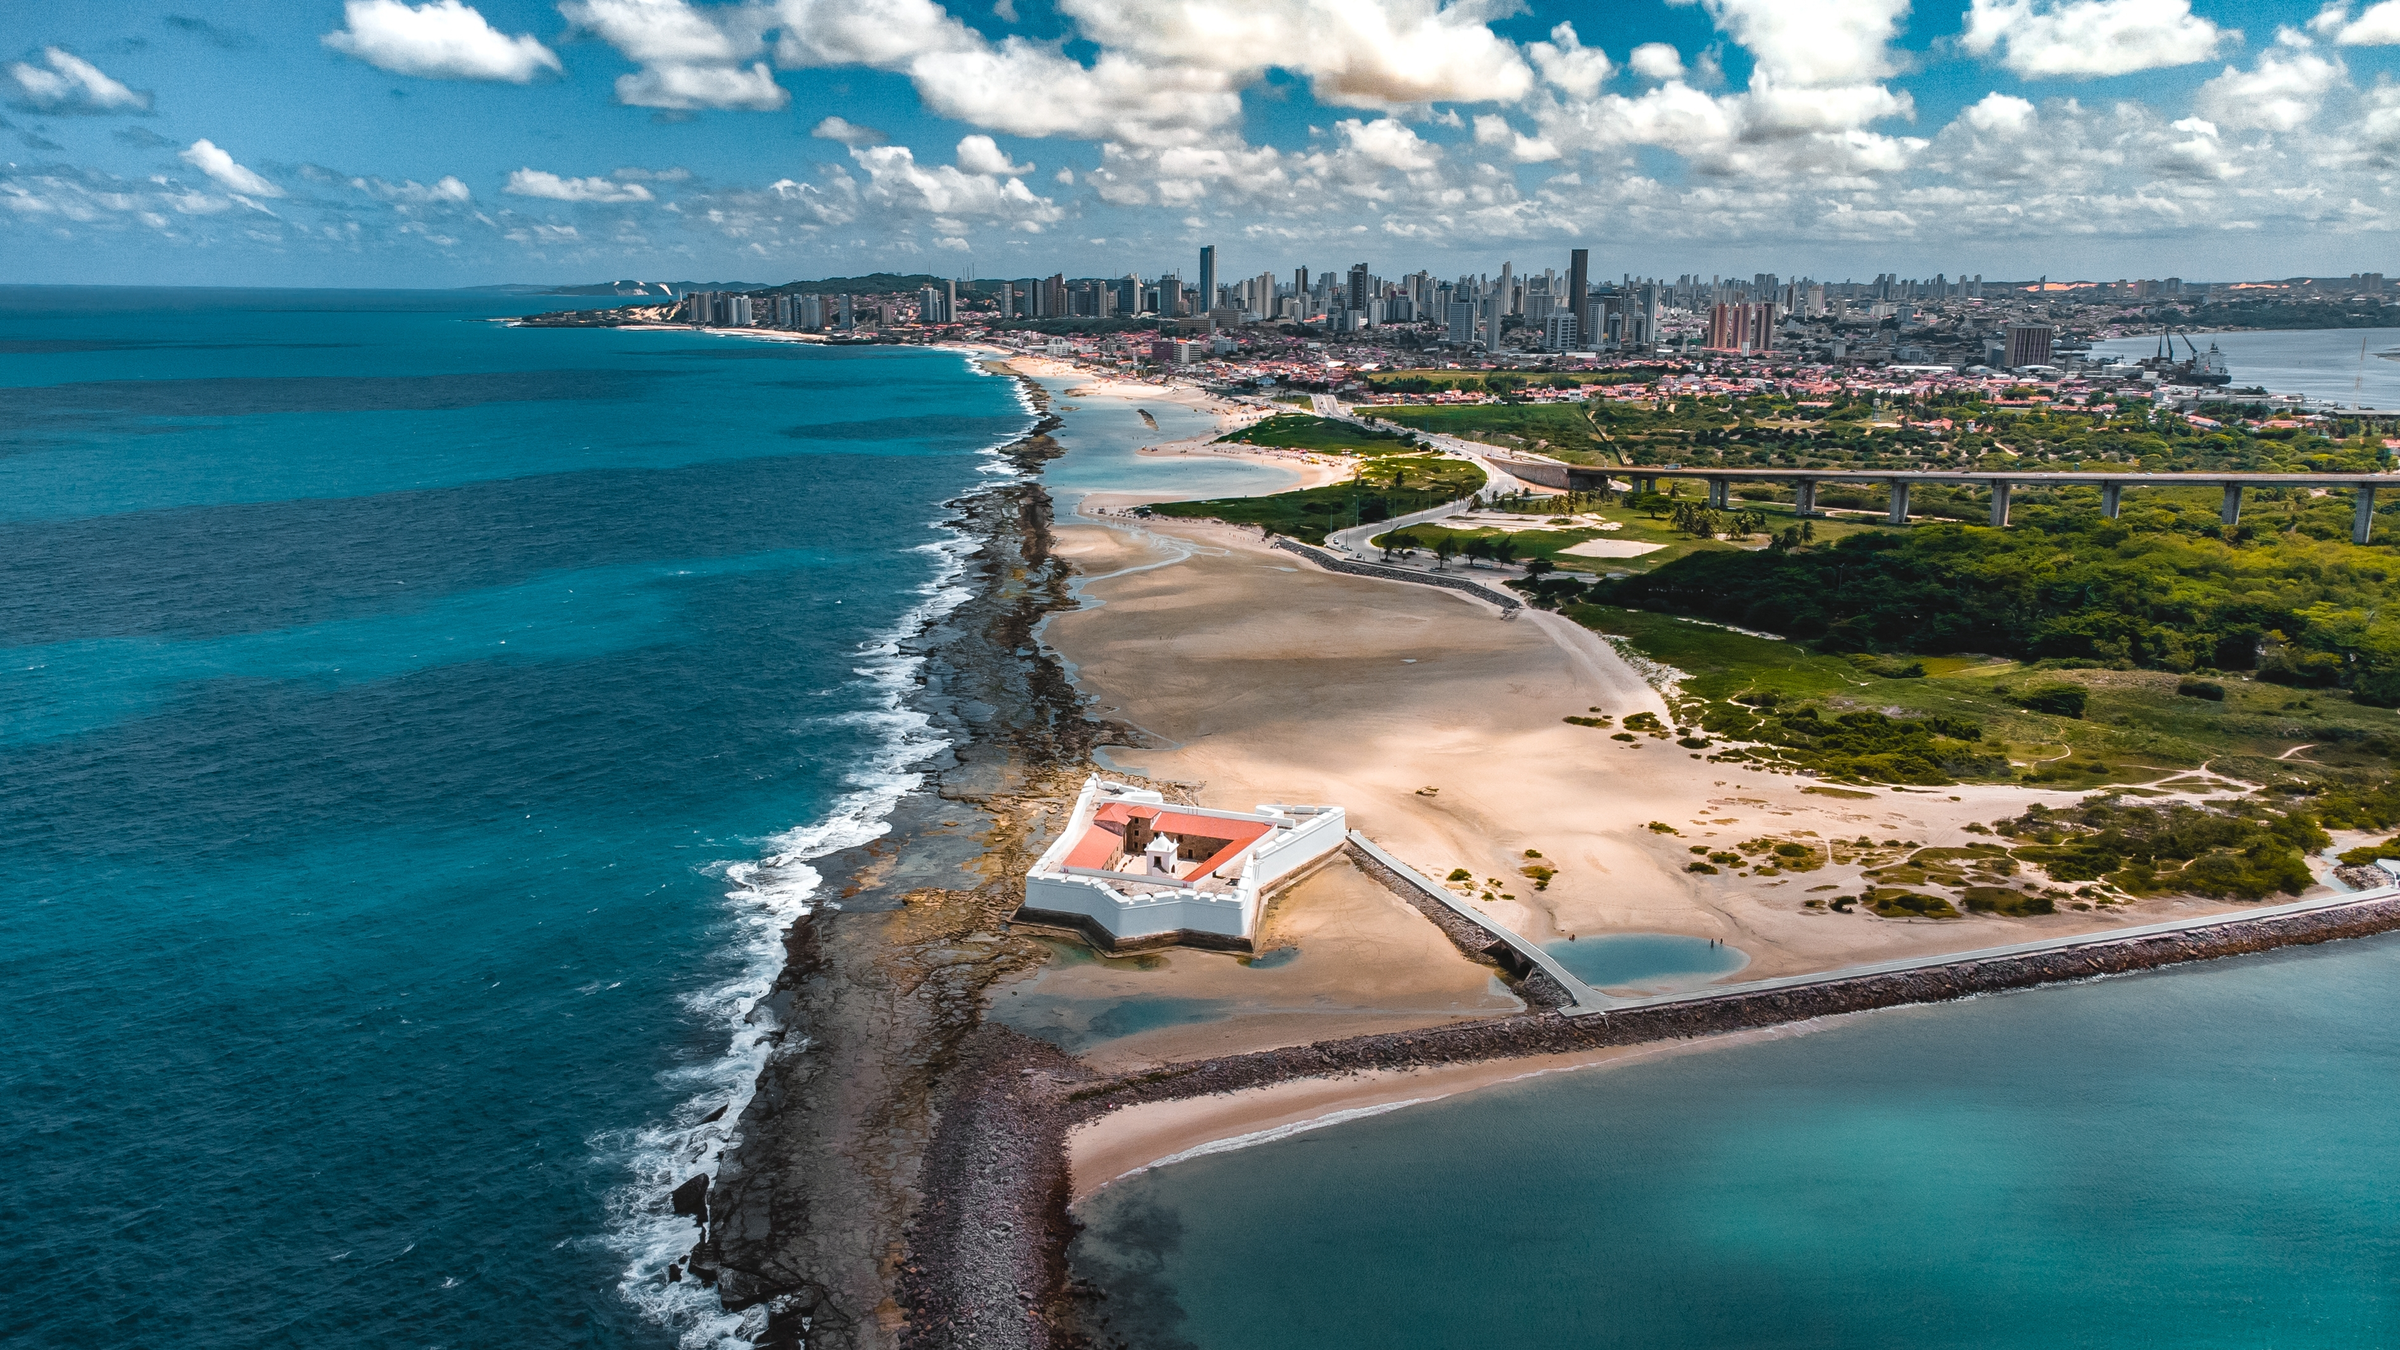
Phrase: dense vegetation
[
  {"left": 1601, "top": 517, "right": 2400, "bottom": 704},
  {"left": 2181, "top": 300, "right": 2400, "bottom": 330},
  {"left": 1219, "top": 413, "right": 1420, "bottom": 455},
  {"left": 1149, "top": 453, "right": 1486, "bottom": 543},
  {"left": 1696, "top": 701, "right": 2012, "bottom": 785},
  {"left": 1993, "top": 797, "right": 2334, "bottom": 900}
]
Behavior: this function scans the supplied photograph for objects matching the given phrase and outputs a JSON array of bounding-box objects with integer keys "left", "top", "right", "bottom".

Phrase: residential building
[{"left": 2006, "top": 322, "right": 2055, "bottom": 369}]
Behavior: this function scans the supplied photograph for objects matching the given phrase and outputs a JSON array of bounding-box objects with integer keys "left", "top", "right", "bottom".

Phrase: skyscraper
[
  {"left": 1347, "top": 262, "right": 1370, "bottom": 314},
  {"left": 1568, "top": 248, "right": 1589, "bottom": 344},
  {"left": 1198, "top": 246, "right": 1216, "bottom": 311}
]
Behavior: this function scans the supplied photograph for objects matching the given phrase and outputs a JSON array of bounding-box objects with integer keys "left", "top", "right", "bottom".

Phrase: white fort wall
[{"left": 1021, "top": 777, "right": 1347, "bottom": 948}]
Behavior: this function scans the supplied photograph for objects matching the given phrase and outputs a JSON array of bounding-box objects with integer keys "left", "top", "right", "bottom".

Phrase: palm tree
[
  {"left": 1492, "top": 535, "right": 1521, "bottom": 568},
  {"left": 1433, "top": 535, "right": 1458, "bottom": 570}
]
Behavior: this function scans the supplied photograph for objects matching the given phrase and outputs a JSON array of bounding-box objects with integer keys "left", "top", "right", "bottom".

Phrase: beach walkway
[{"left": 1346, "top": 831, "right": 1612, "bottom": 1014}]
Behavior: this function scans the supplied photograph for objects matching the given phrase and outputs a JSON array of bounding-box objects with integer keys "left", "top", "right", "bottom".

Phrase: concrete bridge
[{"left": 1493, "top": 460, "right": 2394, "bottom": 544}]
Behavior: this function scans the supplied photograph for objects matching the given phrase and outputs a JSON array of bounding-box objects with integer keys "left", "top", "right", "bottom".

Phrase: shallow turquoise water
[
  {"left": 1032, "top": 376, "right": 1295, "bottom": 511},
  {"left": 1075, "top": 935, "right": 2400, "bottom": 1348},
  {"left": 1543, "top": 933, "right": 1748, "bottom": 991}
]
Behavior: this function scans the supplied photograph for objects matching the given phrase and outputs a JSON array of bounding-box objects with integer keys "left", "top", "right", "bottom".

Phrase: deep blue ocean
[{"left": 0, "top": 288, "right": 1030, "bottom": 1349}]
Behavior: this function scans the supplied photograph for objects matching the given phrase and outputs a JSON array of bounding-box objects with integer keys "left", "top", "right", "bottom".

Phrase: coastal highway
[{"left": 1317, "top": 397, "right": 1535, "bottom": 558}]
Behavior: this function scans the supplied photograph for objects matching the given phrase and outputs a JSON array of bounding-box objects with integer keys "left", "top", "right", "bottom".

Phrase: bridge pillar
[
  {"left": 2221, "top": 484, "right": 2243, "bottom": 526},
  {"left": 1886, "top": 479, "right": 1910, "bottom": 525},
  {"left": 2101, "top": 483, "right": 2123, "bottom": 518},
  {"left": 2358, "top": 486, "right": 2378, "bottom": 545},
  {"left": 1990, "top": 481, "right": 2012, "bottom": 528},
  {"left": 1633, "top": 474, "right": 1656, "bottom": 496},
  {"left": 1794, "top": 479, "right": 1817, "bottom": 517},
  {"left": 1708, "top": 479, "right": 1729, "bottom": 509}
]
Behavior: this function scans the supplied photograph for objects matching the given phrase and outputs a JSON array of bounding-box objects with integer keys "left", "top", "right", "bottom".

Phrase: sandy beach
[
  {"left": 1021, "top": 507, "right": 2292, "bottom": 1197},
  {"left": 952, "top": 355, "right": 2311, "bottom": 1210}
]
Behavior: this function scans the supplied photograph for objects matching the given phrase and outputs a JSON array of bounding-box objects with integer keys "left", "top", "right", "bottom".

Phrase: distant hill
[
  {"left": 756, "top": 274, "right": 997, "bottom": 296},
  {"left": 484, "top": 275, "right": 1006, "bottom": 298},
  {"left": 472, "top": 280, "right": 770, "bottom": 297}
]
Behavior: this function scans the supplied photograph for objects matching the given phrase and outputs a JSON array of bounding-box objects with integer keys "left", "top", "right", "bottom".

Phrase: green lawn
[
  {"left": 1561, "top": 603, "right": 2400, "bottom": 790},
  {"left": 1467, "top": 498, "right": 1903, "bottom": 576},
  {"left": 1369, "top": 403, "right": 1613, "bottom": 464},
  {"left": 1149, "top": 454, "right": 1488, "bottom": 544},
  {"left": 1368, "top": 523, "right": 1606, "bottom": 566}
]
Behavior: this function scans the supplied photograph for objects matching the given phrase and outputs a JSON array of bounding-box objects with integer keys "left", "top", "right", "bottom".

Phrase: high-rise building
[
  {"left": 1568, "top": 248, "right": 1590, "bottom": 344},
  {"left": 918, "top": 285, "right": 946, "bottom": 324},
  {"left": 726, "top": 295, "right": 753, "bottom": 327},
  {"left": 1543, "top": 312, "right": 1580, "bottom": 351},
  {"left": 1706, "top": 302, "right": 1776, "bottom": 353},
  {"left": 1445, "top": 301, "right": 1477, "bottom": 345},
  {"left": 1347, "top": 263, "right": 1370, "bottom": 313},
  {"left": 1198, "top": 246, "right": 1216, "bottom": 309},
  {"left": 2005, "top": 322, "right": 2055, "bottom": 369},
  {"left": 682, "top": 291, "right": 713, "bottom": 325}
]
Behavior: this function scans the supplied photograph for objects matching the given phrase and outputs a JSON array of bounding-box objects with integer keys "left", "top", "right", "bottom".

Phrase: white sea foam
[{"left": 600, "top": 482, "right": 998, "bottom": 1349}]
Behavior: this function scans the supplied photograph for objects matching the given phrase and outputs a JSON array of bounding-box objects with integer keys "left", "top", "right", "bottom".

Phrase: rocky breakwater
[
  {"left": 1069, "top": 889, "right": 2400, "bottom": 1111},
  {"left": 684, "top": 377, "right": 1137, "bottom": 1350}
]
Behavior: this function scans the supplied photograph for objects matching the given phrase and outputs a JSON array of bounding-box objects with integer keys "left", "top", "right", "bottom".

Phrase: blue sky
[{"left": 8, "top": 0, "right": 2400, "bottom": 287}]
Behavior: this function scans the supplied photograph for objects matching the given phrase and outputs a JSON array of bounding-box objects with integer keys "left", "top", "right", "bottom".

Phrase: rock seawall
[{"left": 1067, "top": 891, "right": 2400, "bottom": 1112}]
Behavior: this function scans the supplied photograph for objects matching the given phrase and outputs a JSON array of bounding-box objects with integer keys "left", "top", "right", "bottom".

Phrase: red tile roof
[{"left": 1062, "top": 802, "right": 1275, "bottom": 880}]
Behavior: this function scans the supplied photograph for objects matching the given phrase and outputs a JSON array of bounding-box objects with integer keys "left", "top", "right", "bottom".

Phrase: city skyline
[{"left": 10, "top": 0, "right": 2400, "bottom": 287}]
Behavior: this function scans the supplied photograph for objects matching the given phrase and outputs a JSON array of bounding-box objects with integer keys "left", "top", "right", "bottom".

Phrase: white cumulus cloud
[
  {"left": 179, "top": 140, "right": 282, "bottom": 197},
  {"left": 505, "top": 168, "right": 656, "bottom": 202},
  {"left": 955, "top": 135, "right": 1032, "bottom": 176},
  {"left": 323, "top": 0, "right": 562, "bottom": 82},
  {"left": 561, "top": 0, "right": 788, "bottom": 108},
  {"left": 1629, "top": 43, "right": 1686, "bottom": 83},
  {"left": 1056, "top": 0, "right": 1534, "bottom": 107},
  {"left": 353, "top": 174, "right": 474, "bottom": 202},
  {"left": 1674, "top": 0, "right": 1910, "bottom": 86},
  {"left": 2197, "top": 42, "right": 2344, "bottom": 132},
  {"left": 2314, "top": 1, "right": 2400, "bottom": 44},
  {"left": 1527, "top": 22, "right": 1613, "bottom": 100},
  {"left": 810, "top": 116, "right": 888, "bottom": 146},
  {"left": 1345, "top": 117, "right": 1442, "bottom": 170},
  {"left": 1962, "top": 0, "right": 2232, "bottom": 78},
  {"left": 5, "top": 47, "right": 150, "bottom": 112}
]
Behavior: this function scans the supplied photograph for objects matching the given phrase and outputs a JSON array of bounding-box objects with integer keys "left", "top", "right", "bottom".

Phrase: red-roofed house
[{"left": 1020, "top": 776, "right": 1348, "bottom": 951}]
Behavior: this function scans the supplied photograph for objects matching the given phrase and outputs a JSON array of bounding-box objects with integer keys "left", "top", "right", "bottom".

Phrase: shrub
[
  {"left": 2336, "top": 837, "right": 2400, "bottom": 867},
  {"left": 1686, "top": 860, "right": 1720, "bottom": 874},
  {"left": 1961, "top": 886, "right": 2055, "bottom": 916},
  {"left": 1867, "top": 888, "right": 1958, "bottom": 918},
  {"left": 2176, "top": 678, "right": 2226, "bottom": 701},
  {"left": 2011, "top": 684, "right": 2089, "bottom": 718}
]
